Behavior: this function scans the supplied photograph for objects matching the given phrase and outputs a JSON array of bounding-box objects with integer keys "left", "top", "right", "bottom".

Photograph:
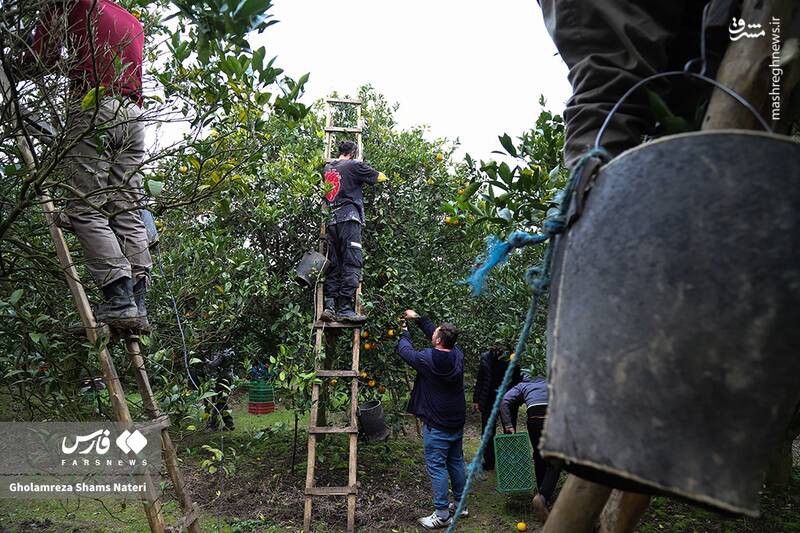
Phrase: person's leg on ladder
[
  {"left": 321, "top": 223, "right": 342, "bottom": 321},
  {"left": 336, "top": 220, "right": 365, "bottom": 323},
  {"left": 63, "top": 98, "right": 141, "bottom": 329},
  {"left": 106, "top": 99, "right": 152, "bottom": 324}
]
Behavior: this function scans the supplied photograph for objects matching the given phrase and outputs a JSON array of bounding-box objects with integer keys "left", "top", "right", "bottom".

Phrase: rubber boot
[
  {"left": 320, "top": 296, "right": 337, "bottom": 322},
  {"left": 95, "top": 277, "right": 149, "bottom": 331},
  {"left": 336, "top": 297, "right": 366, "bottom": 324},
  {"left": 132, "top": 276, "right": 148, "bottom": 316}
]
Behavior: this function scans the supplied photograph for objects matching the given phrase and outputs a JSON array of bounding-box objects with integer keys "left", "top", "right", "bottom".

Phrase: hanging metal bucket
[
  {"left": 541, "top": 131, "right": 800, "bottom": 516},
  {"left": 295, "top": 251, "right": 329, "bottom": 287},
  {"left": 357, "top": 400, "right": 390, "bottom": 443}
]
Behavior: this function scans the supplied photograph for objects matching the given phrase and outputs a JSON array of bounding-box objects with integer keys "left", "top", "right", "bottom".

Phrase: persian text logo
[
  {"left": 728, "top": 17, "right": 765, "bottom": 40},
  {"left": 61, "top": 429, "right": 148, "bottom": 456},
  {"left": 61, "top": 429, "right": 112, "bottom": 455}
]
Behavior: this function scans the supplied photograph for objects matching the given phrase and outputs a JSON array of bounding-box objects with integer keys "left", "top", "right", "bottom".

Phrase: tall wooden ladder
[
  {"left": 0, "top": 70, "right": 200, "bottom": 533},
  {"left": 303, "top": 97, "right": 365, "bottom": 533}
]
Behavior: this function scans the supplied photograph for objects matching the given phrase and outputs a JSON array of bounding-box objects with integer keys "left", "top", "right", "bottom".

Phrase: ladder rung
[
  {"left": 324, "top": 126, "right": 362, "bottom": 134},
  {"left": 314, "top": 320, "right": 361, "bottom": 329},
  {"left": 139, "top": 415, "right": 171, "bottom": 433},
  {"left": 309, "top": 426, "right": 358, "bottom": 434},
  {"left": 326, "top": 98, "right": 362, "bottom": 105},
  {"left": 306, "top": 486, "right": 357, "bottom": 496},
  {"left": 316, "top": 370, "right": 359, "bottom": 378}
]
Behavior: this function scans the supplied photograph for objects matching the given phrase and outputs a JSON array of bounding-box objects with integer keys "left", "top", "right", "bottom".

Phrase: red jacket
[{"left": 32, "top": 0, "right": 144, "bottom": 104}]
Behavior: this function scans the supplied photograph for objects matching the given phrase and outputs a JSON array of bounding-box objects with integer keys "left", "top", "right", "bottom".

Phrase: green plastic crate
[
  {"left": 494, "top": 432, "right": 535, "bottom": 493},
  {"left": 249, "top": 381, "right": 274, "bottom": 402}
]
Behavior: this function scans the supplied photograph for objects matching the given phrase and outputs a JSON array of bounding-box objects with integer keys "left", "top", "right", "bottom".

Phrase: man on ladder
[
  {"left": 320, "top": 140, "right": 387, "bottom": 324},
  {"left": 28, "top": 0, "right": 151, "bottom": 331}
]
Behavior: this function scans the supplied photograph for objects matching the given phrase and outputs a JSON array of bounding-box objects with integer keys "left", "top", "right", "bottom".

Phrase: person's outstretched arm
[
  {"left": 354, "top": 161, "right": 387, "bottom": 184},
  {"left": 398, "top": 330, "right": 425, "bottom": 371}
]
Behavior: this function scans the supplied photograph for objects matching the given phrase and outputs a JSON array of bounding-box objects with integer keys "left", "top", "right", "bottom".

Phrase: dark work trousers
[
  {"left": 480, "top": 409, "right": 497, "bottom": 470},
  {"left": 323, "top": 220, "right": 363, "bottom": 303},
  {"left": 205, "top": 377, "right": 234, "bottom": 429},
  {"left": 539, "top": 0, "right": 718, "bottom": 168},
  {"left": 526, "top": 405, "right": 560, "bottom": 503}
]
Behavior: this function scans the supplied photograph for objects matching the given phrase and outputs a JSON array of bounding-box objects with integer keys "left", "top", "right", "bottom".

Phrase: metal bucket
[
  {"left": 541, "top": 131, "right": 800, "bottom": 516},
  {"left": 295, "top": 251, "right": 329, "bottom": 287},
  {"left": 357, "top": 400, "right": 390, "bottom": 443}
]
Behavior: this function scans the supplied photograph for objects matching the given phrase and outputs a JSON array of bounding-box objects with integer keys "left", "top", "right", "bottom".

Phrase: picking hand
[{"left": 404, "top": 309, "right": 420, "bottom": 320}]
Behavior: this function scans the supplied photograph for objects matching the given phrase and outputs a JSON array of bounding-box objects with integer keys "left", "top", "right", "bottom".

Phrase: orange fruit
[
  {"left": 329, "top": 378, "right": 337, "bottom": 385},
  {"left": 367, "top": 379, "right": 376, "bottom": 388},
  {"left": 387, "top": 329, "right": 395, "bottom": 337},
  {"left": 359, "top": 371, "right": 368, "bottom": 379},
  {"left": 436, "top": 153, "right": 444, "bottom": 161},
  {"left": 361, "top": 331, "right": 369, "bottom": 339},
  {"left": 516, "top": 522, "right": 528, "bottom": 532},
  {"left": 377, "top": 386, "right": 386, "bottom": 394}
]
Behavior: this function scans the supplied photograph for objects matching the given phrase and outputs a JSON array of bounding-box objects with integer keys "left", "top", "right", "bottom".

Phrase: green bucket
[{"left": 494, "top": 432, "right": 535, "bottom": 493}]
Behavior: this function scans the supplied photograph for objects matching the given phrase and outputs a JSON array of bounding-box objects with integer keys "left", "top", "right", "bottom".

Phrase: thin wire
[{"left": 594, "top": 70, "right": 772, "bottom": 150}]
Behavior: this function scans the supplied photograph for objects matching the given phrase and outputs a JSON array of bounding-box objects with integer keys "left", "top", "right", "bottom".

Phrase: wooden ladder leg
[
  {"left": 347, "top": 326, "right": 360, "bottom": 533},
  {"left": 542, "top": 475, "right": 612, "bottom": 533},
  {"left": 126, "top": 338, "right": 200, "bottom": 533},
  {"left": 0, "top": 68, "right": 167, "bottom": 533},
  {"left": 304, "top": 378, "right": 321, "bottom": 532}
]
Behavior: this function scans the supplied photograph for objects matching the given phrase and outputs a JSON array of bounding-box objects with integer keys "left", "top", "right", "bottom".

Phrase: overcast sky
[{"left": 252, "top": 0, "right": 573, "bottom": 161}]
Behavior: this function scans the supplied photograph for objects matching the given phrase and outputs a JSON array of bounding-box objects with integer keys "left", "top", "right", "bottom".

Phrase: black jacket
[{"left": 472, "top": 349, "right": 520, "bottom": 410}]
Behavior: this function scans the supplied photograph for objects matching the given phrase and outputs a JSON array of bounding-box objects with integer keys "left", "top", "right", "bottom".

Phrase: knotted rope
[{"left": 448, "top": 147, "right": 609, "bottom": 532}]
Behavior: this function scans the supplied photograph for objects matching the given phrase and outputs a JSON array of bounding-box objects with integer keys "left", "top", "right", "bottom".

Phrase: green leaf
[
  {"left": 8, "top": 289, "right": 23, "bottom": 304},
  {"left": 499, "top": 133, "right": 517, "bottom": 157},
  {"left": 145, "top": 179, "right": 163, "bottom": 196},
  {"left": 80, "top": 87, "right": 105, "bottom": 112},
  {"left": 462, "top": 182, "right": 480, "bottom": 199}
]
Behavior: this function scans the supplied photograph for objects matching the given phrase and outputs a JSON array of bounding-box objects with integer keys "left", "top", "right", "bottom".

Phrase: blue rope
[{"left": 448, "top": 147, "right": 609, "bottom": 532}]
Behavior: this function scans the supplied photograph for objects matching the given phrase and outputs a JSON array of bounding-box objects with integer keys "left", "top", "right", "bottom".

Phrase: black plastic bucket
[
  {"left": 295, "top": 251, "right": 329, "bottom": 287},
  {"left": 541, "top": 131, "right": 800, "bottom": 516},
  {"left": 357, "top": 400, "right": 390, "bottom": 443}
]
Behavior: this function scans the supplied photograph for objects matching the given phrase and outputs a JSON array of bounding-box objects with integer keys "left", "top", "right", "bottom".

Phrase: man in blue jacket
[{"left": 398, "top": 309, "right": 466, "bottom": 529}]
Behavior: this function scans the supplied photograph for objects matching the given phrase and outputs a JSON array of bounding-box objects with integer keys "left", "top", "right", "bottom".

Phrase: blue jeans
[{"left": 422, "top": 424, "right": 466, "bottom": 512}]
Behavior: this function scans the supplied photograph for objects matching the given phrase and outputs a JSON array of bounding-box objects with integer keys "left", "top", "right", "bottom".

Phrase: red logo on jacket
[{"left": 324, "top": 168, "right": 341, "bottom": 202}]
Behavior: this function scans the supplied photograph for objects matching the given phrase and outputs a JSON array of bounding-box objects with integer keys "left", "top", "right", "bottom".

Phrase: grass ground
[{"left": 1, "top": 395, "right": 798, "bottom": 532}]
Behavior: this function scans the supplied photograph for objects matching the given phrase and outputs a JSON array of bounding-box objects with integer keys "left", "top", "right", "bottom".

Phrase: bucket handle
[
  {"left": 594, "top": 70, "right": 772, "bottom": 150},
  {"left": 595, "top": 3, "right": 772, "bottom": 148}
]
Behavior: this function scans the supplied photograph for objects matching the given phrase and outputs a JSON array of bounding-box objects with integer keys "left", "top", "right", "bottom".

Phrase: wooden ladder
[
  {"left": 1, "top": 70, "right": 200, "bottom": 533},
  {"left": 303, "top": 97, "right": 364, "bottom": 533}
]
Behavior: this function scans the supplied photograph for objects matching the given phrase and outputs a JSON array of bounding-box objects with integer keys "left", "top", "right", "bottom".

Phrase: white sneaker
[
  {"left": 418, "top": 511, "right": 452, "bottom": 529},
  {"left": 448, "top": 502, "right": 469, "bottom": 518}
]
